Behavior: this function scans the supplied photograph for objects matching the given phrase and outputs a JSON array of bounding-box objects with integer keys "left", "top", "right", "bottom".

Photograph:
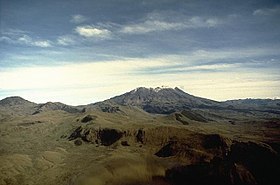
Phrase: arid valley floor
[{"left": 0, "top": 87, "right": 279, "bottom": 185}]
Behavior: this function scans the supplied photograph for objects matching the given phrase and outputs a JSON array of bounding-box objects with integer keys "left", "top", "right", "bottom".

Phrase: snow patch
[
  {"left": 131, "top": 86, "right": 174, "bottom": 93},
  {"left": 154, "top": 86, "right": 171, "bottom": 92}
]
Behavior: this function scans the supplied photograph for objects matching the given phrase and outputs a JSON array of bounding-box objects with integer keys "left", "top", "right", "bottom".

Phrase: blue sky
[{"left": 0, "top": 0, "right": 280, "bottom": 105}]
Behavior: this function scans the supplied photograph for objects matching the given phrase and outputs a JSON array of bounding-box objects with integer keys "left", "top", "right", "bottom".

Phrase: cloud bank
[{"left": 1, "top": 51, "right": 279, "bottom": 105}]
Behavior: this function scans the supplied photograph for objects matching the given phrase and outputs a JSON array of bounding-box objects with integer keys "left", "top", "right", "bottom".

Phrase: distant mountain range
[
  {"left": 0, "top": 96, "right": 81, "bottom": 116},
  {"left": 1, "top": 87, "right": 279, "bottom": 116},
  {"left": 105, "top": 87, "right": 280, "bottom": 114}
]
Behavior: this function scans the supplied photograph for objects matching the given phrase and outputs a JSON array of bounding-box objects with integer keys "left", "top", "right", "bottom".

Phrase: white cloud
[
  {"left": 0, "top": 58, "right": 173, "bottom": 90},
  {"left": 186, "top": 48, "right": 278, "bottom": 62},
  {"left": 18, "top": 35, "right": 52, "bottom": 47},
  {"left": 75, "top": 25, "right": 111, "bottom": 38},
  {"left": 172, "top": 63, "right": 239, "bottom": 72},
  {"left": 32, "top": 40, "right": 52, "bottom": 47},
  {"left": 0, "top": 36, "right": 13, "bottom": 43},
  {"left": 189, "top": 17, "right": 220, "bottom": 28},
  {"left": 2, "top": 29, "right": 30, "bottom": 36},
  {"left": 18, "top": 35, "right": 32, "bottom": 44},
  {"left": 253, "top": 6, "right": 280, "bottom": 16},
  {"left": 121, "top": 20, "right": 185, "bottom": 34},
  {"left": 70, "top": 14, "right": 87, "bottom": 24},
  {"left": 0, "top": 58, "right": 175, "bottom": 104},
  {"left": 1, "top": 33, "right": 52, "bottom": 48},
  {"left": 120, "top": 15, "right": 221, "bottom": 34},
  {"left": 57, "top": 35, "right": 75, "bottom": 46}
]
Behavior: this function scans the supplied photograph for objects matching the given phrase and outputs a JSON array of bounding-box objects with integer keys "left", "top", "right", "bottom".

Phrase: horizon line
[{"left": 0, "top": 86, "right": 279, "bottom": 106}]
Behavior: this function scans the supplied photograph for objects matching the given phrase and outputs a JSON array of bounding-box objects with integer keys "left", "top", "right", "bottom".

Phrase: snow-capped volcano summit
[
  {"left": 154, "top": 86, "right": 172, "bottom": 92},
  {"left": 109, "top": 87, "right": 219, "bottom": 114},
  {"left": 131, "top": 86, "right": 173, "bottom": 93}
]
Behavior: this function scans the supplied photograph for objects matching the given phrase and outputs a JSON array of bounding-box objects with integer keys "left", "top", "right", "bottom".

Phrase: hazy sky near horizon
[{"left": 0, "top": 0, "right": 280, "bottom": 105}]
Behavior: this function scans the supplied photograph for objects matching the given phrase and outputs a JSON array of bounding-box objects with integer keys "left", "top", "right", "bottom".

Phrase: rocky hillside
[
  {"left": 0, "top": 96, "right": 82, "bottom": 116},
  {"left": 107, "top": 87, "right": 220, "bottom": 114},
  {"left": 223, "top": 99, "right": 280, "bottom": 114},
  {"left": 33, "top": 102, "right": 82, "bottom": 114},
  {"left": 68, "top": 123, "right": 280, "bottom": 185},
  {"left": 0, "top": 88, "right": 279, "bottom": 185},
  {"left": 1, "top": 87, "right": 279, "bottom": 117},
  {"left": 99, "top": 87, "right": 280, "bottom": 115},
  {"left": 0, "top": 96, "right": 37, "bottom": 115}
]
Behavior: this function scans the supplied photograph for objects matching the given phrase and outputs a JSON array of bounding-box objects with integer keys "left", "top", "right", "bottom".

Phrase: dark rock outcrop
[
  {"left": 203, "top": 134, "right": 229, "bottom": 157},
  {"left": 174, "top": 113, "right": 189, "bottom": 125},
  {"left": 165, "top": 157, "right": 257, "bottom": 185},
  {"left": 135, "top": 129, "right": 145, "bottom": 144},
  {"left": 81, "top": 115, "right": 97, "bottom": 123},
  {"left": 68, "top": 126, "right": 123, "bottom": 146},
  {"left": 74, "top": 139, "right": 82, "bottom": 146},
  {"left": 121, "top": 141, "right": 130, "bottom": 146},
  {"left": 68, "top": 126, "right": 83, "bottom": 141},
  {"left": 101, "top": 106, "right": 120, "bottom": 113},
  {"left": 98, "top": 128, "right": 123, "bottom": 146},
  {"left": 229, "top": 141, "right": 279, "bottom": 185},
  {"left": 163, "top": 141, "right": 279, "bottom": 185},
  {"left": 155, "top": 141, "right": 179, "bottom": 157},
  {"left": 155, "top": 134, "right": 229, "bottom": 159}
]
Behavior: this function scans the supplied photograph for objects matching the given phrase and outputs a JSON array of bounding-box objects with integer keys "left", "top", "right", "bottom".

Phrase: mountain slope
[
  {"left": 0, "top": 96, "right": 38, "bottom": 115},
  {"left": 0, "top": 96, "right": 35, "bottom": 107},
  {"left": 107, "top": 87, "right": 220, "bottom": 114},
  {"left": 1, "top": 88, "right": 279, "bottom": 116},
  {"left": 33, "top": 102, "right": 82, "bottom": 114},
  {"left": 0, "top": 96, "right": 82, "bottom": 116},
  {"left": 90, "top": 87, "right": 280, "bottom": 116},
  {"left": 223, "top": 99, "right": 280, "bottom": 113}
]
